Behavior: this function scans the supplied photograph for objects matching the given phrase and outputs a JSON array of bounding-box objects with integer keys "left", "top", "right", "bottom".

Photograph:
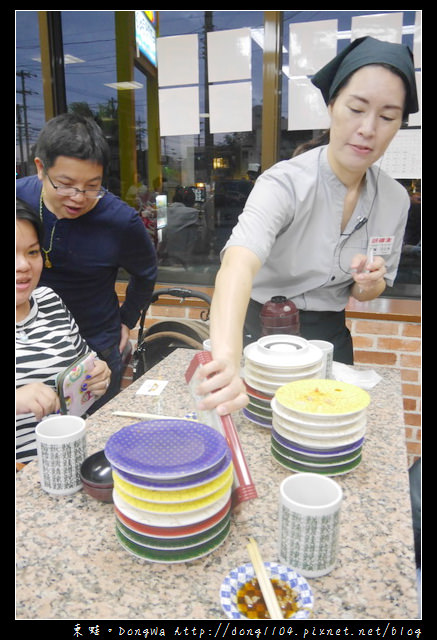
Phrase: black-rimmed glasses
[{"left": 45, "top": 170, "right": 107, "bottom": 199}]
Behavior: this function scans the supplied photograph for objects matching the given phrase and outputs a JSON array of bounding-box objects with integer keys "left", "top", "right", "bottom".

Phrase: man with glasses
[{"left": 16, "top": 113, "right": 158, "bottom": 410}]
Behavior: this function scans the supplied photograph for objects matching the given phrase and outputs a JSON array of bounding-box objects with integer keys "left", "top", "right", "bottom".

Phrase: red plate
[
  {"left": 244, "top": 381, "right": 273, "bottom": 400},
  {"left": 113, "top": 497, "right": 232, "bottom": 538}
]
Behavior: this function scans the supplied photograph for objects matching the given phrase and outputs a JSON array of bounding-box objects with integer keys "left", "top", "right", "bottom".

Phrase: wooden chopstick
[
  {"left": 112, "top": 411, "right": 196, "bottom": 421},
  {"left": 247, "top": 537, "right": 283, "bottom": 619}
]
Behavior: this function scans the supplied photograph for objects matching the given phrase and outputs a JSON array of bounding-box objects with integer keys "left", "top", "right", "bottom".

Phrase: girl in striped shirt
[{"left": 16, "top": 199, "right": 111, "bottom": 466}]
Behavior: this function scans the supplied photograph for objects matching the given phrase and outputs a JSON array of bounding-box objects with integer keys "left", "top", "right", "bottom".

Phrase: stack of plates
[
  {"left": 271, "top": 379, "right": 370, "bottom": 476},
  {"left": 104, "top": 419, "right": 234, "bottom": 563},
  {"left": 243, "top": 335, "right": 324, "bottom": 428}
]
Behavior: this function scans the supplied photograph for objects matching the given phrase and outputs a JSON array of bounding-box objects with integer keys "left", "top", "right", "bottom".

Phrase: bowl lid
[
  {"left": 244, "top": 335, "right": 323, "bottom": 369},
  {"left": 80, "top": 449, "right": 112, "bottom": 486}
]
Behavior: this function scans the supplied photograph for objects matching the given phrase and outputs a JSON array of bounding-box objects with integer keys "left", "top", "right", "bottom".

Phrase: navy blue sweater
[{"left": 16, "top": 175, "right": 157, "bottom": 352}]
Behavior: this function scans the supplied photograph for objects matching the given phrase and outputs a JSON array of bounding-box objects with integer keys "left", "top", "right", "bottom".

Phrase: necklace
[{"left": 39, "top": 191, "right": 56, "bottom": 268}]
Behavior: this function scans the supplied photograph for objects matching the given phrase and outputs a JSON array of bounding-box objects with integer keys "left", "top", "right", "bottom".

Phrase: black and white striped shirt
[{"left": 16, "top": 287, "right": 91, "bottom": 464}]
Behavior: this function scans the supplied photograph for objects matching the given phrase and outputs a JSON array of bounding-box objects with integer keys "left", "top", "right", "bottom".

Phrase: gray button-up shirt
[{"left": 223, "top": 146, "right": 409, "bottom": 311}]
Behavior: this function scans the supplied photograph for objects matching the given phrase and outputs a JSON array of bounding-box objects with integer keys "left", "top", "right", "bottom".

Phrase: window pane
[
  {"left": 157, "top": 10, "right": 264, "bottom": 286},
  {"left": 280, "top": 10, "right": 421, "bottom": 300},
  {"left": 16, "top": 11, "right": 45, "bottom": 177},
  {"left": 61, "top": 11, "right": 121, "bottom": 196}
]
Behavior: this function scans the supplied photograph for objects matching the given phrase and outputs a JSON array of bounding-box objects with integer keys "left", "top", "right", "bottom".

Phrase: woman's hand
[
  {"left": 350, "top": 253, "right": 387, "bottom": 300},
  {"left": 85, "top": 359, "right": 112, "bottom": 398},
  {"left": 195, "top": 357, "right": 249, "bottom": 416},
  {"left": 196, "top": 246, "right": 260, "bottom": 416},
  {"left": 16, "top": 383, "right": 60, "bottom": 421}
]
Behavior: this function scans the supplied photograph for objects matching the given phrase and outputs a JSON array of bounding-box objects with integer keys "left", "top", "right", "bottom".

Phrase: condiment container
[{"left": 260, "top": 296, "right": 300, "bottom": 336}]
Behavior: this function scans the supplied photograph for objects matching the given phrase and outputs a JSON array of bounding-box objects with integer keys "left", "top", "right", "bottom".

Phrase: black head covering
[{"left": 311, "top": 36, "right": 419, "bottom": 116}]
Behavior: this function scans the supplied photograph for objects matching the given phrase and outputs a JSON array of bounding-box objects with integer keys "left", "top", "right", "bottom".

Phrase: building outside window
[{"left": 16, "top": 10, "right": 421, "bottom": 299}]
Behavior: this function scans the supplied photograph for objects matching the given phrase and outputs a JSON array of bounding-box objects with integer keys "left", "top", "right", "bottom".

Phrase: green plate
[
  {"left": 115, "top": 510, "right": 231, "bottom": 550},
  {"left": 115, "top": 518, "right": 231, "bottom": 563},
  {"left": 271, "top": 446, "right": 362, "bottom": 476},
  {"left": 271, "top": 436, "right": 362, "bottom": 465},
  {"left": 247, "top": 401, "right": 272, "bottom": 419}
]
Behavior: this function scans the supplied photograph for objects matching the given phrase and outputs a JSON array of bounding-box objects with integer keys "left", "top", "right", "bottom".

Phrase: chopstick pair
[
  {"left": 246, "top": 537, "right": 283, "bottom": 620},
  {"left": 112, "top": 411, "right": 196, "bottom": 421}
]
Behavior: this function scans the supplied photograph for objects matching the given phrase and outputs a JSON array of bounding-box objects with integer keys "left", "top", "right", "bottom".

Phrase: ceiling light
[
  {"left": 104, "top": 81, "right": 144, "bottom": 90},
  {"left": 31, "top": 54, "right": 85, "bottom": 64}
]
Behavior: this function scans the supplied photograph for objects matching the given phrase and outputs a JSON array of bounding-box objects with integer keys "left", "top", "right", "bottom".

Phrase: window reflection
[
  {"left": 16, "top": 11, "right": 45, "bottom": 177},
  {"left": 16, "top": 10, "right": 420, "bottom": 297},
  {"left": 279, "top": 10, "right": 420, "bottom": 300},
  {"left": 62, "top": 11, "right": 122, "bottom": 196},
  {"left": 157, "top": 10, "right": 264, "bottom": 284}
]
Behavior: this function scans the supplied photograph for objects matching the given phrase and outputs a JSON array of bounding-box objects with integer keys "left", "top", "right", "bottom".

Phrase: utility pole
[{"left": 16, "top": 70, "right": 38, "bottom": 166}]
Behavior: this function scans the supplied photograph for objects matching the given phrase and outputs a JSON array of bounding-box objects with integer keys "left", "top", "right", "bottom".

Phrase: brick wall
[
  {"left": 347, "top": 316, "right": 421, "bottom": 466},
  {"left": 118, "top": 283, "right": 421, "bottom": 467}
]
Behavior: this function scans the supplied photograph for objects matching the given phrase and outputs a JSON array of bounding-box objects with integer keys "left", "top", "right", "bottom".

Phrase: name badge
[{"left": 368, "top": 236, "right": 394, "bottom": 255}]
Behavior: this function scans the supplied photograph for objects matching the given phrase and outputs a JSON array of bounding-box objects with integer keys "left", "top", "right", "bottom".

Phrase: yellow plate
[
  {"left": 275, "top": 379, "right": 370, "bottom": 416},
  {"left": 112, "top": 461, "right": 233, "bottom": 504},
  {"left": 113, "top": 473, "right": 234, "bottom": 514}
]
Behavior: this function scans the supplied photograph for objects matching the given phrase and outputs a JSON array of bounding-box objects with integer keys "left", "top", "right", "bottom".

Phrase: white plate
[
  {"left": 272, "top": 417, "right": 367, "bottom": 448},
  {"left": 245, "top": 360, "right": 323, "bottom": 379},
  {"left": 271, "top": 429, "right": 363, "bottom": 457},
  {"left": 271, "top": 397, "right": 366, "bottom": 427},
  {"left": 272, "top": 415, "right": 366, "bottom": 439},
  {"left": 243, "top": 374, "right": 280, "bottom": 395},
  {"left": 112, "top": 486, "right": 232, "bottom": 528},
  {"left": 244, "top": 335, "right": 323, "bottom": 370},
  {"left": 220, "top": 561, "right": 314, "bottom": 620},
  {"left": 244, "top": 365, "right": 324, "bottom": 387}
]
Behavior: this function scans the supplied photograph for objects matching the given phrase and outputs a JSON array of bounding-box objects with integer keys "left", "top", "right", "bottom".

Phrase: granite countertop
[{"left": 16, "top": 349, "right": 419, "bottom": 620}]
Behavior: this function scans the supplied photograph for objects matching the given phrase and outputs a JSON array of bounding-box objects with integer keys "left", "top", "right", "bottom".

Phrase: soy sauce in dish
[{"left": 236, "top": 577, "right": 299, "bottom": 619}]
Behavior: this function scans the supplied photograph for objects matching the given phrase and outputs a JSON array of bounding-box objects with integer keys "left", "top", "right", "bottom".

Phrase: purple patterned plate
[
  {"left": 271, "top": 427, "right": 364, "bottom": 455},
  {"left": 243, "top": 408, "right": 272, "bottom": 428},
  {"left": 105, "top": 420, "right": 228, "bottom": 479},
  {"left": 112, "top": 448, "right": 233, "bottom": 490}
]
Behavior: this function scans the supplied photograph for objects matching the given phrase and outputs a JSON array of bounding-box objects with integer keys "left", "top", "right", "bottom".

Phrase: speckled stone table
[{"left": 16, "top": 349, "right": 419, "bottom": 620}]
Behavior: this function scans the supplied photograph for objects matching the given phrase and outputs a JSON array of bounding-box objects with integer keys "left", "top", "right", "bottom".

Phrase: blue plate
[
  {"left": 105, "top": 420, "right": 228, "bottom": 479},
  {"left": 220, "top": 561, "right": 314, "bottom": 619}
]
